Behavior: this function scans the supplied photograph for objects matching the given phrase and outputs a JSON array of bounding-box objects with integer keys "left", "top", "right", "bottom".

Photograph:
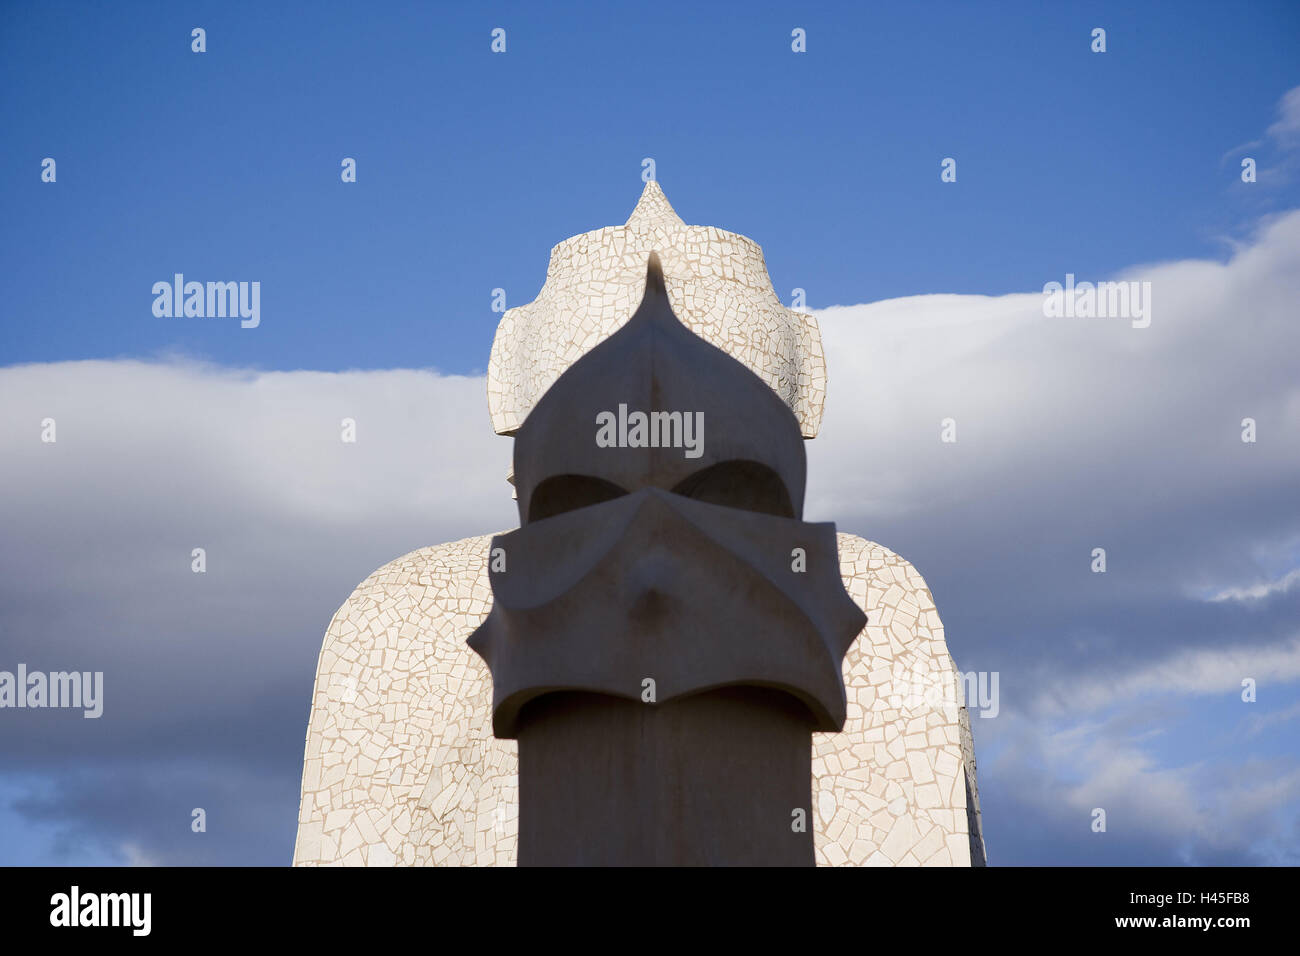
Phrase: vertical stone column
[{"left": 517, "top": 688, "right": 814, "bottom": 866}]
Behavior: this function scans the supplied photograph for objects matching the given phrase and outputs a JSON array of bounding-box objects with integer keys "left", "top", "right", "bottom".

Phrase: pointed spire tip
[{"left": 625, "top": 180, "right": 683, "bottom": 228}]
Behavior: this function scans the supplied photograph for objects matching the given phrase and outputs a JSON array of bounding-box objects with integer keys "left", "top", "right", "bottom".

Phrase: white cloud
[
  {"left": 1207, "top": 567, "right": 1300, "bottom": 603},
  {"left": 0, "top": 360, "right": 517, "bottom": 769},
  {"left": 0, "top": 359, "right": 515, "bottom": 535},
  {"left": 1033, "top": 636, "right": 1300, "bottom": 716},
  {"left": 987, "top": 709, "right": 1300, "bottom": 863},
  {"left": 1266, "top": 85, "right": 1300, "bottom": 144},
  {"left": 806, "top": 209, "right": 1300, "bottom": 595},
  {"left": 1222, "top": 84, "right": 1300, "bottom": 169}
]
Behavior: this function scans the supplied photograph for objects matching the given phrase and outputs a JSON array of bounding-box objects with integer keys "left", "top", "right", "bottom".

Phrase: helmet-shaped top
[{"left": 487, "top": 181, "right": 827, "bottom": 438}]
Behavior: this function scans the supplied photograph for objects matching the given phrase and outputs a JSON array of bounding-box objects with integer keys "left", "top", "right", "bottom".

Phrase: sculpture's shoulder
[
  {"left": 323, "top": 535, "right": 498, "bottom": 652},
  {"left": 350, "top": 535, "right": 494, "bottom": 605},
  {"left": 310, "top": 535, "right": 498, "bottom": 699},
  {"left": 815, "top": 532, "right": 983, "bottom": 866},
  {"left": 832, "top": 533, "right": 956, "bottom": 743},
  {"left": 295, "top": 533, "right": 517, "bottom": 867},
  {"left": 834, "top": 532, "right": 948, "bottom": 665}
]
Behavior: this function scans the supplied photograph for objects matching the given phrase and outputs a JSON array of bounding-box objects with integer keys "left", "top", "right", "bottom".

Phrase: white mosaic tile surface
[
  {"left": 819, "top": 534, "right": 972, "bottom": 866},
  {"left": 487, "top": 181, "right": 827, "bottom": 438},
  {"left": 293, "top": 532, "right": 974, "bottom": 866}
]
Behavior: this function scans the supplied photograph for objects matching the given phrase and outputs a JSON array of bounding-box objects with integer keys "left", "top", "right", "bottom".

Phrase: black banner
[{"left": 0, "top": 866, "right": 1281, "bottom": 942}]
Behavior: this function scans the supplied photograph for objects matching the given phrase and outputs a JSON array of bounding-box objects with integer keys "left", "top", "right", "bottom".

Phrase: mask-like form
[
  {"left": 470, "top": 253, "right": 865, "bottom": 736},
  {"left": 469, "top": 253, "right": 865, "bottom": 865}
]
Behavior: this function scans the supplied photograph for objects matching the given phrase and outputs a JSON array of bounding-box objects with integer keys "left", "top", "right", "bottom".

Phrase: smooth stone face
[
  {"left": 517, "top": 688, "right": 815, "bottom": 867},
  {"left": 471, "top": 487, "right": 864, "bottom": 738}
]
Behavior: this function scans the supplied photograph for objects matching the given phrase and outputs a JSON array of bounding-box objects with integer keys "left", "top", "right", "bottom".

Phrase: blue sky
[
  {"left": 4, "top": 1, "right": 1298, "bottom": 371},
  {"left": 1, "top": 1, "right": 1298, "bottom": 867}
]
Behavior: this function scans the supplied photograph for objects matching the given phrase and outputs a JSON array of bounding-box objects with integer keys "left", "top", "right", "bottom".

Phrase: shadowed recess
[
  {"left": 527, "top": 474, "right": 628, "bottom": 522},
  {"left": 670, "top": 459, "right": 795, "bottom": 518}
]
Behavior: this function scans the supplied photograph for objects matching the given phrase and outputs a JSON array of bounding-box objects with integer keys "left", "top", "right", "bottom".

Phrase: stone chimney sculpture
[
  {"left": 470, "top": 253, "right": 866, "bottom": 864},
  {"left": 293, "top": 181, "right": 986, "bottom": 867}
]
